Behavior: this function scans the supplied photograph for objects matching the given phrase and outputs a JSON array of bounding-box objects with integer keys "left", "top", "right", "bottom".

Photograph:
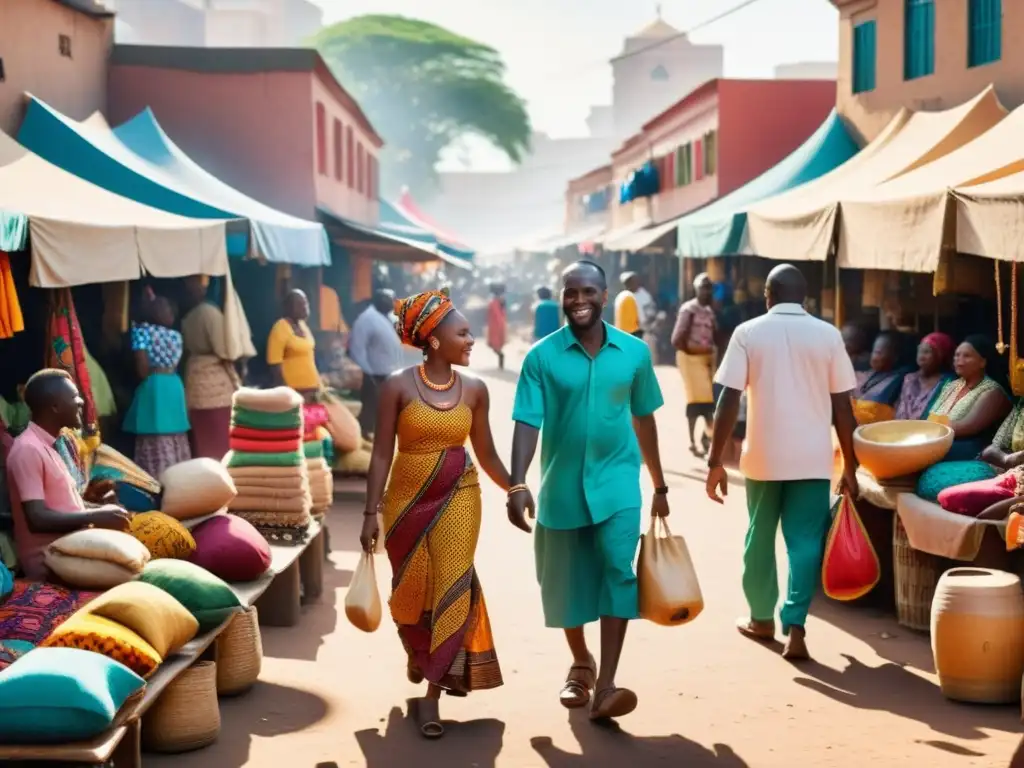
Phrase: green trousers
[{"left": 743, "top": 479, "right": 831, "bottom": 634}]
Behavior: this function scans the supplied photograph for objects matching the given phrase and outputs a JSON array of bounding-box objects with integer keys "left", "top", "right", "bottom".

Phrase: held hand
[
  {"left": 359, "top": 515, "right": 380, "bottom": 553},
  {"left": 506, "top": 487, "right": 535, "bottom": 533},
  {"left": 84, "top": 479, "right": 116, "bottom": 505},
  {"left": 706, "top": 465, "right": 728, "bottom": 504},
  {"left": 840, "top": 466, "right": 860, "bottom": 501},
  {"left": 651, "top": 493, "right": 670, "bottom": 518},
  {"left": 92, "top": 506, "right": 133, "bottom": 532}
]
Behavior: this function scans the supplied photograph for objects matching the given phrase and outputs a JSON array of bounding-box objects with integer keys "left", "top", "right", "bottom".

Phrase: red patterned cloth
[
  {"left": 46, "top": 290, "right": 97, "bottom": 430},
  {"left": 229, "top": 426, "right": 302, "bottom": 441},
  {"left": 0, "top": 580, "right": 100, "bottom": 645}
]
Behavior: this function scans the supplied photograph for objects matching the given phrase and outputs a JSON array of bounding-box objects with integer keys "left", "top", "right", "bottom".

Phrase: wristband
[
  {"left": 507, "top": 484, "right": 529, "bottom": 497},
  {"left": 654, "top": 486, "right": 669, "bottom": 496}
]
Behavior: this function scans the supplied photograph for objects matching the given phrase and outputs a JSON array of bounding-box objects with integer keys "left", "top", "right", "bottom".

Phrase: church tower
[{"left": 611, "top": 9, "right": 724, "bottom": 140}]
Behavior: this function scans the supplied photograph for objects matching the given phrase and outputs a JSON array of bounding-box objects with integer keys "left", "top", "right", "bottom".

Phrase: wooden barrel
[
  {"left": 932, "top": 567, "right": 1024, "bottom": 704},
  {"left": 893, "top": 514, "right": 941, "bottom": 632}
]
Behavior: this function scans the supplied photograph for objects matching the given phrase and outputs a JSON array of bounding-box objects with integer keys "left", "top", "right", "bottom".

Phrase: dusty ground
[{"left": 153, "top": 348, "right": 1023, "bottom": 768}]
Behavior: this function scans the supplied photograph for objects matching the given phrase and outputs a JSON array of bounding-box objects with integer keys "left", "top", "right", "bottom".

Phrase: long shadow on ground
[{"left": 531, "top": 711, "right": 750, "bottom": 767}]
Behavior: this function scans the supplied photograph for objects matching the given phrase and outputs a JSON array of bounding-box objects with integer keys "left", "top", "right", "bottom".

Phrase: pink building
[
  {"left": 608, "top": 78, "right": 837, "bottom": 235},
  {"left": 0, "top": 0, "right": 113, "bottom": 135},
  {"left": 108, "top": 45, "right": 382, "bottom": 226}
]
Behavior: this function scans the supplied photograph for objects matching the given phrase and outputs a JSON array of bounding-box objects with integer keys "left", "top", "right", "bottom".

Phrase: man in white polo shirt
[{"left": 704, "top": 264, "right": 859, "bottom": 661}]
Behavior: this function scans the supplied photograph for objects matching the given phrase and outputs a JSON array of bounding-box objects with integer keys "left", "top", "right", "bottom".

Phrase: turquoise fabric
[
  {"left": 17, "top": 97, "right": 330, "bottom": 266},
  {"left": 534, "top": 507, "right": 641, "bottom": 628},
  {"left": 533, "top": 300, "right": 561, "bottom": 340},
  {"left": 0, "top": 211, "right": 27, "bottom": 252},
  {"left": 0, "top": 562, "right": 12, "bottom": 600},
  {"left": 123, "top": 373, "right": 190, "bottom": 435},
  {"left": 0, "top": 647, "right": 144, "bottom": 743},
  {"left": 512, "top": 323, "right": 664, "bottom": 530},
  {"left": 917, "top": 461, "right": 998, "bottom": 503},
  {"left": 676, "top": 109, "right": 860, "bottom": 258}
]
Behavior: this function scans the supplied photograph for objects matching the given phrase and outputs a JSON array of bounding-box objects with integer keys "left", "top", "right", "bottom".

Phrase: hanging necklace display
[
  {"left": 996, "top": 259, "right": 1006, "bottom": 355},
  {"left": 1010, "top": 259, "right": 1024, "bottom": 396}
]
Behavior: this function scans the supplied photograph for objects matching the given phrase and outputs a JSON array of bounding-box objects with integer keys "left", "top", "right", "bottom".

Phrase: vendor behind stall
[
  {"left": 266, "top": 289, "right": 319, "bottom": 398},
  {"left": 6, "top": 369, "right": 132, "bottom": 580}
]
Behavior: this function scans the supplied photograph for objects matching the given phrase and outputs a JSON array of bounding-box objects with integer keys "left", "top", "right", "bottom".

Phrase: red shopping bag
[{"left": 821, "top": 493, "right": 880, "bottom": 601}]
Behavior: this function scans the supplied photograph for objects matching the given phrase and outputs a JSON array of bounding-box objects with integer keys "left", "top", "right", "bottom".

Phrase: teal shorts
[{"left": 534, "top": 508, "right": 641, "bottom": 629}]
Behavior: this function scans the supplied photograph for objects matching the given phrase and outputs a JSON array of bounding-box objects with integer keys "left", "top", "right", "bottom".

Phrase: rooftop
[
  {"left": 54, "top": 0, "right": 114, "bottom": 18},
  {"left": 632, "top": 17, "right": 679, "bottom": 39}
]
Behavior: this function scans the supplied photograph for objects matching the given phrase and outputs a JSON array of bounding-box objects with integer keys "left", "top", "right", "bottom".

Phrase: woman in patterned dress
[
  {"left": 359, "top": 288, "right": 511, "bottom": 740},
  {"left": 123, "top": 293, "right": 191, "bottom": 479}
]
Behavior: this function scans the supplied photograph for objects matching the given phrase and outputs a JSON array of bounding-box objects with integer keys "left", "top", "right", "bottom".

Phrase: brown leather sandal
[
  {"left": 736, "top": 618, "right": 775, "bottom": 642},
  {"left": 589, "top": 687, "right": 638, "bottom": 721},
  {"left": 559, "top": 655, "right": 596, "bottom": 709}
]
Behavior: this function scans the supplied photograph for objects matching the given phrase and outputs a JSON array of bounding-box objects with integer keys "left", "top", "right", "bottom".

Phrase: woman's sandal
[
  {"left": 589, "top": 687, "right": 638, "bottom": 721},
  {"left": 559, "top": 655, "right": 597, "bottom": 709},
  {"left": 417, "top": 698, "right": 445, "bottom": 740}
]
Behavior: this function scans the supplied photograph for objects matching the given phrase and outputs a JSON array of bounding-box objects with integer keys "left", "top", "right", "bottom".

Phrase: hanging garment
[
  {"left": 46, "top": 289, "right": 98, "bottom": 430},
  {"left": 0, "top": 252, "right": 24, "bottom": 340}
]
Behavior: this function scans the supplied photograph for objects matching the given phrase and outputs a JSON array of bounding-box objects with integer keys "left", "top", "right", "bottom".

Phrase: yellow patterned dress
[{"left": 380, "top": 397, "right": 502, "bottom": 693}]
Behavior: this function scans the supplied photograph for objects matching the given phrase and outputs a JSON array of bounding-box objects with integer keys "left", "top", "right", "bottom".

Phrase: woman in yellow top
[{"left": 267, "top": 289, "right": 321, "bottom": 396}]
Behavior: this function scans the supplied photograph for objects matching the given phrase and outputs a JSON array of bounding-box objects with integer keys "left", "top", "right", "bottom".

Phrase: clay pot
[{"left": 931, "top": 568, "right": 1024, "bottom": 703}]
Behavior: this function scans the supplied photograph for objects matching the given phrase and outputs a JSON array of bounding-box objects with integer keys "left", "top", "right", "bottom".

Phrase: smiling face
[
  {"left": 561, "top": 266, "right": 607, "bottom": 332},
  {"left": 430, "top": 310, "right": 475, "bottom": 367}
]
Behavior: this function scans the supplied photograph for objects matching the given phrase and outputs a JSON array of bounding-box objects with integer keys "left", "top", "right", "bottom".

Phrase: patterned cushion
[
  {"left": 83, "top": 581, "right": 198, "bottom": 658},
  {"left": 137, "top": 559, "right": 243, "bottom": 632},
  {"left": 0, "top": 647, "right": 145, "bottom": 743},
  {"left": 917, "top": 461, "right": 999, "bottom": 503},
  {"left": 130, "top": 511, "right": 196, "bottom": 559},
  {"left": 189, "top": 514, "right": 271, "bottom": 582},
  {"left": 160, "top": 458, "right": 238, "bottom": 520},
  {"left": 0, "top": 581, "right": 99, "bottom": 644},
  {"left": 42, "top": 612, "right": 162, "bottom": 678}
]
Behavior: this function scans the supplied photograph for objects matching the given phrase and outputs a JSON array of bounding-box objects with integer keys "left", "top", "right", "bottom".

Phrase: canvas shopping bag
[
  {"left": 821, "top": 492, "right": 881, "bottom": 601},
  {"left": 638, "top": 517, "right": 704, "bottom": 626},
  {"left": 345, "top": 552, "right": 382, "bottom": 632}
]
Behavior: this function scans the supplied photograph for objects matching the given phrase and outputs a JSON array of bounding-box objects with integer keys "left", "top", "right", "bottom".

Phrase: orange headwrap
[{"left": 394, "top": 288, "right": 455, "bottom": 349}]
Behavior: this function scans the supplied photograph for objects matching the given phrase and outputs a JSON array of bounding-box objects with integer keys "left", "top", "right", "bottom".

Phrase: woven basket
[
  {"left": 215, "top": 606, "right": 263, "bottom": 696},
  {"left": 142, "top": 661, "right": 221, "bottom": 753}
]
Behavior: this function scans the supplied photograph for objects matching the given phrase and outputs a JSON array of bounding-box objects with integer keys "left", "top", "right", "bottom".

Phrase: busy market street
[{"left": 141, "top": 351, "right": 1022, "bottom": 768}]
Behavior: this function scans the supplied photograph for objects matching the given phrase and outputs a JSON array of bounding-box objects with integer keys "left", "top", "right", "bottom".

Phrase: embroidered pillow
[
  {"left": 137, "top": 559, "right": 243, "bottom": 632},
  {"left": 130, "top": 511, "right": 196, "bottom": 559},
  {"left": 42, "top": 612, "right": 162, "bottom": 678},
  {"left": 0, "top": 580, "right": 99, "bottom": 644},
  {"left": 160, "top": 458, "right": 237, "bottom": 520},
  {"left": 0, "top": 647, "right": 144, "bottom": 743},
  {"left": 83, "top": 581, "right": 198, "bottom": 658}
]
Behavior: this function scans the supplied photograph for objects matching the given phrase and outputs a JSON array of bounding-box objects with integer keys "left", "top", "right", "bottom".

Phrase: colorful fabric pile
[
  {"left": 303, "top": 404, "right": 334, "bottom": 515},
  {"left": 225, "top": 387, "right": 312, "bottom": 544}
]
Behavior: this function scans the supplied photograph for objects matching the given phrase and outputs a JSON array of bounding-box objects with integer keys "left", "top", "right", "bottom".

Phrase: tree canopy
[{"left": 312, "top": 15, "right": 531, "bottom": 198}]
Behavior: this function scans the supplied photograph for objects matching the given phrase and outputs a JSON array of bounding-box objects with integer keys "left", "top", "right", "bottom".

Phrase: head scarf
[
  {"left": 394, "top": 288, "right": 455, "bottom": 349},
  {"left": 963, "top": 334, "right": 996, "bottom": 364},
  {"left": 921, "top": 332, "right": 954, "bottom": 366}
]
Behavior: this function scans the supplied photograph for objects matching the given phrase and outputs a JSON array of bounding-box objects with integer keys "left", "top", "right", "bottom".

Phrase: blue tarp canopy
[
  {"left": 675, "top": 109, "right": 860, "bottom": 258},
  {"left": 17, "top": 96, "right": 331, "bottom": 266},
  {"left": 378, "top": 199, "right": 474, "bottom": 262}
]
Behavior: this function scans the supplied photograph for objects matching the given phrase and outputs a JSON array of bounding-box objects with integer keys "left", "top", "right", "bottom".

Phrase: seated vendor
[
  {"left": 852, "top": 332, "right": 912, "bottom": 425},
  {"left": 6, "top": 369, "right": 133, "bottom": 580},
  {"left": 927, "top": 335, "right": 1011, "bottom": 462},
  {"left": 893, "top": 332, "right": 954, "bottom": 420},
  {"left": 843, "top": 323, "right": 873, "bottom": 388}
]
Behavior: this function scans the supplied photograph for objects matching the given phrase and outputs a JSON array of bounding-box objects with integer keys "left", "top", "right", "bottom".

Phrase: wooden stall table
[{"left": 249, "top": 519, "right": 322, "bottom": 628}]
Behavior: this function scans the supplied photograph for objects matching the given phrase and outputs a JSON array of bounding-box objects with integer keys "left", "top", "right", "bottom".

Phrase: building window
[
  {"left": 969, "top": 0, "right": 1002, "bottom": 68},
  {"left": 0, "top": 59, "right": 5, "bottom": 83},
  {"left": 345, "top": 127, "right": 354, "bottom": 188},
  {"left": 904, "top": 0, "right": 935, "bottom": 80},
  {"left": 58, "top": 34, "right": 72, "bottom": 58},
  {"left": 333, "top": 119, "right": 343, "bottom": 180},
  {"left": 367, "top": 155, "right": 377, "bottom": 200},
  {"left": 852, "top": 20, "right": 877, "bottom": 93},
  {"left": 315, "top": 102, "right": 327, "bottom": 176},
  {"left": 703, "top": 130, "right": 718, "bottom": 176},
  {"left": 356, "top": 143, "right": 365, "bottom": 194},
  {"left": 650, "top": 65, "right": 668, "bottom": 81}
]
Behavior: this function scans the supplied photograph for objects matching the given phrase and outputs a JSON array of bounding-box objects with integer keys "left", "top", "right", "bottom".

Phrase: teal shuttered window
[
  {"left": 969, "top": 0, "right": 1002, "bottom": 68},
  {"left": 904, "top": 0, "right": 935, "bottom": 80},
  {"left": 852, "top": 21, "right": 877, "bottom": 94}
]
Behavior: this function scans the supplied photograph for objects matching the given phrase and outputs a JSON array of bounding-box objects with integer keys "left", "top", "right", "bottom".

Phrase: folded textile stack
[
  {"left": 302, "top": 404, "right": 334, "bottom": 516},
  {"left": 224, "top": 387, "right": 312, "bottom": 544}
]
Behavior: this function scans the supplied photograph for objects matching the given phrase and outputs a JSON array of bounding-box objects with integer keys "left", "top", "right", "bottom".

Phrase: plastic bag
[
  {"left": 638, "top": 517, "right": 704, "bottom": 626},
  {"left": 345, "top": 552, "right": 382, "bottom": 632},
  {"left": 821, "top": 492, "right": 880, "bottom": 601}
]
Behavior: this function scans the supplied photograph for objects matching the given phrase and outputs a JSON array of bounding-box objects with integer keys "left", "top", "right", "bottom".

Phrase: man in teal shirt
[
  {"left": 533, "top": 286, "right": 561, "bottom": 340},
  {"left": 508, "top": 260, "right": 669, "bottom": 723}
]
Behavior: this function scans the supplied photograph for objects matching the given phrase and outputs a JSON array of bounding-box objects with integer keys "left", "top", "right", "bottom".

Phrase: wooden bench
[{"left": 0, "top": 520, "right": 324, "bottom": 766}]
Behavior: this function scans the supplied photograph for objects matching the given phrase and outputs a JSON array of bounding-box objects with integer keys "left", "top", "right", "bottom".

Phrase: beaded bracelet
[{"left": 507, "top": 484, "right": 530, "bottom": 497}]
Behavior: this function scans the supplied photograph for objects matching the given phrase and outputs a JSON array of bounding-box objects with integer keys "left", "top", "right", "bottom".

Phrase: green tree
[{"left": 313, "top": 15, "right": 531, "bottom": 199}]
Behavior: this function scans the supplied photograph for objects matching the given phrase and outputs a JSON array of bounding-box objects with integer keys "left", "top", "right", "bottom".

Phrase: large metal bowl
[{"left": 853, "top": 420, "right": 954, "bottom": 480}]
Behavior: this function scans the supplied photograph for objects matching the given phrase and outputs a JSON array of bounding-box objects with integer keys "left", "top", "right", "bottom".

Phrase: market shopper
[
  {"left": 509, "top": 260, "right": 669, "bottom": 722},
  {"left": 358, "top": 288, "right": 511, "bottom": 739},
  {"left": 533, "top": 286, "right": 560, "bottom": 340},
  {"left": 267, "top": 289, "right": 320, "bottom": 398},
  {"left": 672, "top": 273, "right": 718, "bottom": 457},
  {"left": 123, "top": 292, "right": 191, "bottom": 479},
  {"left": 348, "top": 290, "right": 404, "bottom": 440},
  {"left": 7, "top": 369, "right": 132, "bottom": 580},
  {"left": 486, "top": 283, "right": 508, "bottom": 370},
  {"left": 181, "top": 276, "right": 245, "bottom": 460},
  {"left": 613, "top": 271, "right": 655, "bottom": 339},
  {"left": 705, "top": 264, "right": 859, "bottom": 662}
]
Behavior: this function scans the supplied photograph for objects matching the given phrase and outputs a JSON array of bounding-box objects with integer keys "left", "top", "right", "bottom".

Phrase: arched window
[{"left": 650, "top": 65, "right": 669, "bottom": 81}]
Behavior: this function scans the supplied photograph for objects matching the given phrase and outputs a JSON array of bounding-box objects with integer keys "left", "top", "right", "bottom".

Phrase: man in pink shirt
[
  {"left": 6, "top": 369, "right": 132, "bottom": 580},
  {"left": 704, "top": 265, "right": 859, "bottom": 662}
]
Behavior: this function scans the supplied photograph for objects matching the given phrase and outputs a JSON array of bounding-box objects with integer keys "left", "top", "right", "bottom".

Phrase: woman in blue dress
[{"left": 123, "top": 293, "right": 191, "bottom": 479}]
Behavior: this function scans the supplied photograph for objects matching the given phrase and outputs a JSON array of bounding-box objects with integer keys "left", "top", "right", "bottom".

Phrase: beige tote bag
[
  {"left": 345, "top": 552, "right": 382, "bottom": 632},
  {"left": 638, "top": 517, "right": 704, "bottom": 626}
]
